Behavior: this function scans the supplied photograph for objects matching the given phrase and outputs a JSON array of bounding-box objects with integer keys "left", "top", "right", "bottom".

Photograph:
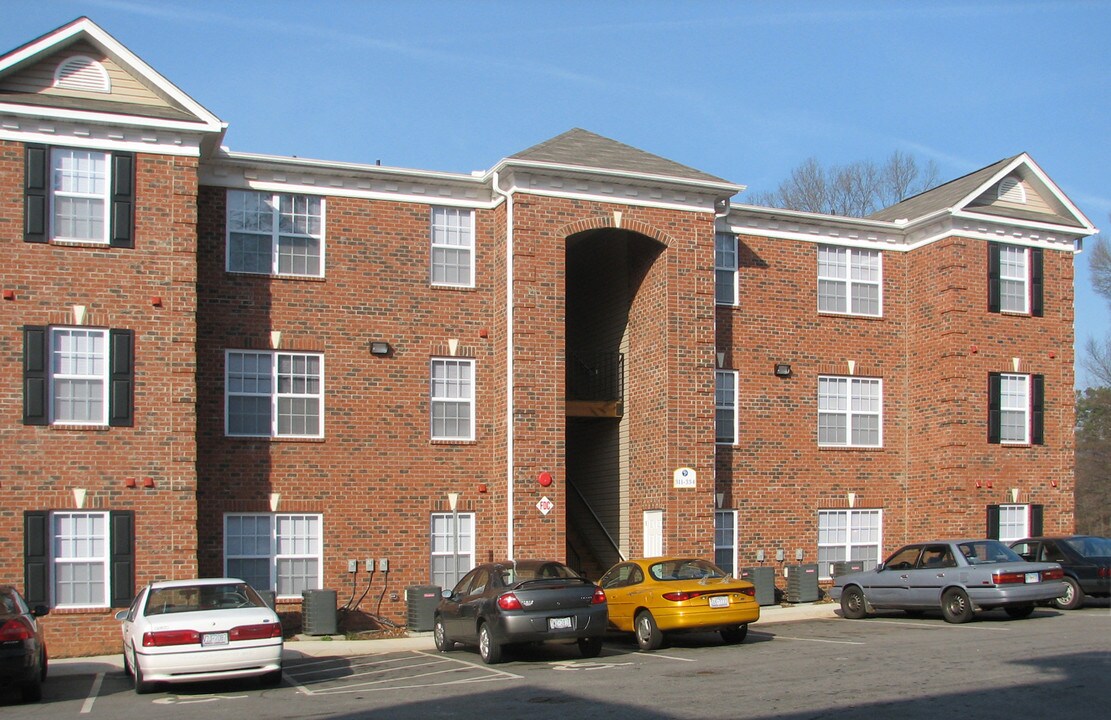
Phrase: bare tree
[
  {"left": 746, "top": 151, "right": 940, "bottom": 217},
  {"left": 1076, "top": 227, "right": 1111, "bottom": 534}
]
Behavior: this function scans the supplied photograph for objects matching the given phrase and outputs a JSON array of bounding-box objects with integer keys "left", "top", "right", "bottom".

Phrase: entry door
[{"left": 643, "top": 510, "right": 664, "bottom": 557}]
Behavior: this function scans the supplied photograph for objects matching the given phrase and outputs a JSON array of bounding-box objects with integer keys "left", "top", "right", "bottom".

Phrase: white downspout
[{"left": 493, "top": 171, "right": 515, "bottom": 560}]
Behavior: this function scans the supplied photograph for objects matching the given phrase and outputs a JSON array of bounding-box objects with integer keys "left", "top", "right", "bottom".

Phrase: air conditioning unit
[
  {"left": 301, "top": 589, "right": 338, "bottom": 635},
  {"left": 784, "top": 564, "right": 819, "bottom": 603},
  {"left": 405, "top": 585, "right": 442, "bottom": 632},
  {"left": 739, "top": 566, "right": 777, "bottom": 606}
]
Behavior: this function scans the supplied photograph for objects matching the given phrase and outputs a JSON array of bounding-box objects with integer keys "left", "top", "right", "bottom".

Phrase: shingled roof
[{"left": 869, "top": 156, "right": 1019, "bottom": 223}]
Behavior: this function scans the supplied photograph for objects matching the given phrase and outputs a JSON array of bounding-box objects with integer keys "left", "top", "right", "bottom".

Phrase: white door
[{"left": 643, "top": 510, "right": 664, "bottom": 557}]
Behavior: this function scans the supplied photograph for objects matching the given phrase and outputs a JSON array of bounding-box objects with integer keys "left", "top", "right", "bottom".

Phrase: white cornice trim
[
  {"left": 495, "top": 157, "right": 743, "bottom": 196},
  {"left": 0, "top": 115, "right": 203, "bottom": 156},
  {"left": 503, "top": 169, "right": 721, "bottom": 214}
]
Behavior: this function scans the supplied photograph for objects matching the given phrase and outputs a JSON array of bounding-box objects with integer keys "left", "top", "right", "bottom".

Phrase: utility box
[
  {"left": 830, "top": 560, "right": 864, "bottom": 578},
  {"left": 302, "top": 589, "right": 338, "bottom": 635},
  {"left": 739, "top": 566, "right": 777, "bottom": 606},
  {"left": 784, "top": 564, "right": 820, "bottom": 603},
  {"left": 406, "top": 585, "right": 441, "bottom": 632}
]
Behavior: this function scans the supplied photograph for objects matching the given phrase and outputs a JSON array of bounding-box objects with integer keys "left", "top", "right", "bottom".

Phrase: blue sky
[{"left": 5, "top": 0, "right": 1108, "bottom": 385}]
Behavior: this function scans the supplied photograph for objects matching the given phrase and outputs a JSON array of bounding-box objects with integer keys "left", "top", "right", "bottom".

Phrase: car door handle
[{"left": 900, "top": 574, "right": 910, "bottom": 579}]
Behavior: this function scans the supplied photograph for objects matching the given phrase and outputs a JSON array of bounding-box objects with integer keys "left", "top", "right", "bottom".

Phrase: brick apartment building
[{"left": 0, "top": 18, "right": 1097, "bottom": 656}]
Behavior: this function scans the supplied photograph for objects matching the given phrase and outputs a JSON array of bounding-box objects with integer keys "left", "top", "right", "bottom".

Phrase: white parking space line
[
  {"left": 289, "top": 650, "right": 521, "bottom": 696},
  {"left": 79, "top": 672, "right": 105, "bottom": 714},
  {"left": 760, "top": 634, "right": 866, "bottom": 645},
  {"left": 636, "top": 652, "right": 697, "bottom": 662},
  {"left": 870, "top": 619, "right": 1014, "bottom": 631}
]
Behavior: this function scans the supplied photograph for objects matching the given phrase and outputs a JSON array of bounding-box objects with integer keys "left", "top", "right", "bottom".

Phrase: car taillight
[
  {"left": 143, "top": 629, "right": 201, "bottom": 647},
  {"left": 591, "top": 587, "right": 607, "bottom": 605},
  {"left": 739, "top": 587, "right": 755, "bottom": 597},
  {"left": 0, "top": 618, "right": 34, "bottom": 642},
  {"left": 662, "top": 591, "right": 701, "bottom": 602},
  {"left": 1041, "top": 568, "right": 1064, "bottom": 581},
  {"left": 229, "top": 623, "right": 283, "bottom": 641},
  {"left": 497, "top": 593, "right": 522, "bottom": 611},
  {"left": 1099, "top": 566, "right": 1111, "bottom": 579},
  {"left": 991, "top": 571, "right": 1027, "bottom": 585}
]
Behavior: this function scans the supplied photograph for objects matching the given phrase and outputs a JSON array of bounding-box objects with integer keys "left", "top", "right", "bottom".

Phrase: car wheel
[
  {"left": 260, "top": 668, "right": 283, "bottom": 687},
  {"left": 19, "top": 674, "right": 42, "bottom": 703},
  {"left": 39, "top": 646, "right": 47, "bottom": 682},
  {"left": 941, "top": 588, "right": 974, "bottom": 624},
  {"left": 1053, "top": 576, "right": 1084, "bottom": 611},
  {"left": 433, "top": 616, "right": 455, "bottom": 652},
  {"left": 133, "top": 652, "right": 155, "bottom": 694},
  {"left": 578, "top": 636, "right": 603, "bottom": 658},
  {"left": 478, "top": 623, "right": 502, "bottom": 664},
  {"left": 1004, "top": 604, "right": 1035, "bottom": 619},
  {"left": 122, "top": 651, "right": 132, "bottom": 677},
  {"left": 840, "top": 586, "right": 868, "bottom": 620},
  {"left": 634, "top": 610, "right": 663, "bottom": 652},
  {"left": 720, "top": 624, "right": 748, "bottom": 644}
]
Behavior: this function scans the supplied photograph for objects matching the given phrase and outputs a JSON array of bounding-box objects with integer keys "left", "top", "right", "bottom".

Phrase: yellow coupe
[{"left": 599, "top": 557, "right": 760, "bottom": 651}]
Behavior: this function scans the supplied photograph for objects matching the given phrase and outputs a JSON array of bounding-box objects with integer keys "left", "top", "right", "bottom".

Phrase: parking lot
[{"left": 3, "top": 601, "right": 1108, "bottom": 719}]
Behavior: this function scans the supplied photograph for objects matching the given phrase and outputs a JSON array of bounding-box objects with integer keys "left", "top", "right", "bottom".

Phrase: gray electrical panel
[
  {"left": 302, "top": 589, "right": 338, "bottom": 635},
  {"left": 784, "top": 564, "right": 819, "bottom": 603},
  {"left": 406, "top": 585, "right": 441, "bottom": 632},
  {"left": 739, "top": 566, "right": 777, "bottom": 606}
]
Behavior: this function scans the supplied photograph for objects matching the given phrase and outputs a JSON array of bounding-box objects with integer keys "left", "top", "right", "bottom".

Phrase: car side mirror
[
  {"left": 114, "top": 609, "right": 128, "bottom": 621},
  {"left": 31, "top": 605, "right": 49, "bottom": 618},
  {"left": 875, "top": 562, "right": 886, "bottom": 572},
  {"left": 441, "top": 589, "right": 454, "bottom": 600}
]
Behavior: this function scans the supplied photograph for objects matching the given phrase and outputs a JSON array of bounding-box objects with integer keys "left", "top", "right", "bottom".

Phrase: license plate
[
  {"left": 709, "top": 596, "right": 730, "bottom": 608},
  {"left": 202, "top": 632, "right": 229, "bottom": 646},
  {"left": 1025, "top": 572, "right": 1039, "bottom": 584},
  {"left": 548, "top": 616, "right": 573, "bottom": 630}
]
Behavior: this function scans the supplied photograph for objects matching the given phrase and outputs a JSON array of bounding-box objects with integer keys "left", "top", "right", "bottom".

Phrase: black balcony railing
[{"left": 567, "top": 351, "right": 624, "bottom": 402}]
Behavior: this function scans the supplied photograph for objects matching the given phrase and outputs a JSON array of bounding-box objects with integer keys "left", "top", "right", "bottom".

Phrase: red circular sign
[{"left": 538, "top": 471, "right": 553, "bottom": 487}]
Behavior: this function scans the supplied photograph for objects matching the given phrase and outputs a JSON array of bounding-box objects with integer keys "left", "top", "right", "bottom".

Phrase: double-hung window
[
  {"left": 715, "top": 370, "right": 738, "bottom": 444},
  {"left": 430, "top": 207, "right": 474, "bottom": 287},
  {"left": 988, "top": 373, "right": 1044, "bottom": 445},
  {"left": 431, "top": 358, "right": 474, "bottom": 440},
  {"left": 715, "top": 232, "right": 738, "bottom": 305},
  {"left": 225, "top": 513, "right": 322, "bottom": 597},
  {"left": 226, "top": 190, "right": 324, "bottom": 277},
  {"left": 23, "top": 510, "right": 134, "bottom": 609},
  {"left": 818, "top": 376, "right": 882, "bottom": 447},
  {"left": 225, "top": 351, "right": 324, "bottom": 438},
  {"left": 989, "top": 243, "right": 1043, "bottom": 316},
  {"left": 430, "top": 512, "right": 475, "bottom": 591},
  {"left": 24, "top": 145, "right": 134, "bottom": 247},
  {"left": 987, "top": 504, "right": 1043, "bottom": 543},
  {"left": 23, "top": 326, "right": 134, "bottom": 427},
  {"left": 818, "top": 509, "right": 882, "bottom": 579},
  {"left": 817, "top": 245, "right": 881, "bottom": 316},
  {"left": 714, "top": 510, "right": 737, "bottom": 575}
]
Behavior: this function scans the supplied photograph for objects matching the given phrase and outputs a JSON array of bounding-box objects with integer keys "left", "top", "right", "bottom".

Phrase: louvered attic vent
[
  {"left": 997, "top": 177, "right": 1027, "bottom": 204},
  {"left": 53, "top": 55, "right": 111, "bottom": 93}
]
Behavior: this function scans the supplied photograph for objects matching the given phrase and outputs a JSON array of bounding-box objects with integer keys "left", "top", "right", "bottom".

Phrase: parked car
[
  {"left": 1009, "top": 536, "right": 1111, "bottom": 610},
  {"left": 0, "top": 586, "right": 48, "bottom": 703},
  {"left": 115, "top": 578, "right": 283, "bottom": 694},
  {"left": 829, "top": 539, "right": 1066, "bottom": 623},
  {"left": 433, "top": 560, "right": 607, "bottom": 664},
  {"left": 599, "top": 557, "right": 759, "bottom": 651}
]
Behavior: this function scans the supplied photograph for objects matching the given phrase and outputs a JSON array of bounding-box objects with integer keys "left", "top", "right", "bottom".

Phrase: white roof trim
[{"left": 495, "top": 157, "right": 743, "bottom": 196}]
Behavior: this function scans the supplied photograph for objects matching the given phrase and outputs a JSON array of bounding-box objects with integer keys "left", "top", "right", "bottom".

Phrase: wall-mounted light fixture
[
  {"left": 774, "top": 363, "right": 792, "bottom": 377},
  {"left": 370, "top": 341, "right": 391, "bottom": 356}
]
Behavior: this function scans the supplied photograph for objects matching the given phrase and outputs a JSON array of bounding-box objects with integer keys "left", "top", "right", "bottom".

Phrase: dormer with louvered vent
[
  {"left": 53, "top": 54, "right": 110, "bottom": 93},
  {"left": 996, "top": 176, "right": 1027, "bottom": 204}
]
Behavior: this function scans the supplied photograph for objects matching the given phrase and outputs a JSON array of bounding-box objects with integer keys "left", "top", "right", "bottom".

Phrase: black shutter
[
  {"left": 24, "top": 144, "right": 48, "bottom": 243},
  {"left": 23, "top": 326, "right": 48, "bottom": 426},
  {"left": 1031, "top": 374, "right": 1044, "bottom": 445},
  {"left": 987, "top": 242, "right": 1001, "bottom": 313},
  {"left": 987, "top": 373, "right": 1001, "bottom": 443},
  {"left": 1030, "top": 247, "right": 1043, "bottom": 317},
  {"left": 109, "top": 152, "right": 135, "bottom": 248},
  {"left": 110, "top": 511, "right": 135, "bottom": 608},
  {"left": 1029, "top": 505, "right": 1044, "bottom": 537},
  {"left": 986, "top": 505, "right": 1001, "bottom": 540},
  {"left": 109, "top": 329, "right": 134, "bottom": 427},
  {"left": 24, "top": 511, "right": 49, "bottom": 605}
]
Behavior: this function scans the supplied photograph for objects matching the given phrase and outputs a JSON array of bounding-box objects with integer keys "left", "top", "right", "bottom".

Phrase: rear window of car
[
  {"left": 649, "top": 560, "right": 728, "bottom": 581},
  {"left": 501, "top": 563, "right": 579, "bottom": 584},
  {"left": 1064, "top": 537, "right": 1111, "bottom": 557},
  {"left": 958, "top": 541, "right": 1023, "bottom": 565},
  {"left": 144, "top": 583, "right": 262, "bottom": 615}
]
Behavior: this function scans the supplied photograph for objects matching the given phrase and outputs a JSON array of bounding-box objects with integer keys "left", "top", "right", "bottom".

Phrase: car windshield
[
  {"left": 1063, "top": 536, "right": 1111, "bottom": 557},
  {"left": 648, "top": 559, "right": 729, "bottom": 581},
  {"left": 144, "top": 582, "right": 263, "bottom": 616},
  {"left": 957, "top": 540, "right": 1023, "bottom": 565},
  {"left": 500, "top": 562, "right": 580, "bottom": 584}
]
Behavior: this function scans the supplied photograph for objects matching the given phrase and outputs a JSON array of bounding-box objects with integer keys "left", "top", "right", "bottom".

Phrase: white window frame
[
  {"left": 226, "top": 189, "right": 325, "bottom": 278},
  {"left": 49, "top": 326, "right": 109, "bottom": 426},
  {"left": 715, "top": 232, "right": 738, "bottom": 306},
  {"left": 431, "top": 512, "right": 475, "bottom": 591},
  {"left": 999, "top": 373, "right": 1031, "bottom": 445},
  {"left": 997, "top": 504, "right": 1030, "bottom": 543},
  {"left": 51, "top": 511, "right": 109, "bottom": 608},
  {"left": 430, "top": 358, "right": 475, "bottom": 441},
  {"left": 643, "top": 510, "right": 664, "bottom": 557},
  {"left": 817, "top": 245, "right": 882, "bottom": 317},
  {"left": 225, "top": 350, "right": 325, "bottom": 438},
  {"left": 224, "top": 513, "right": 323, "bottom": 598},
  {"left": 50, "top": 148, "right": 109, "bottom": 244},
  {"left": 430, "top": 207, "right": 475, "bottom": 288},
  {"left": 818, "top": 376, "right": 883, "bottom": 447},
  {"left": 714, "top": 509, "right": 738, "bottom": 576},
  {"left": 715, "top": 369, "right": 738, "bottom": 445},
  {"left": 998, "top": 245, "right": 1030, "bottom": 314},
  {"left": 818, "top": 509, "right": 883, "bottom": 580}
]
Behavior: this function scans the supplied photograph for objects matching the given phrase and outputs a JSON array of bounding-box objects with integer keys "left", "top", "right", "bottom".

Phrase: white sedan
[{"left": 115, "top": 578, "right": 283, "bottom": 693}]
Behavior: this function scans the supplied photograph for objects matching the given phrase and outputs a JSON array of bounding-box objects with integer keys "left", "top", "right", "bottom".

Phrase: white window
[
  {"left": 714, "top": 510, "right": 737, "bottom": 575},
  {"left": 226, "top": 190, "right": 324, "bottom": 277},
  {"left": 431, "top": 207, "right": 474, "bottom": 287},
  {"left": 818, "top": 509, "right": 882, "bottom": 579},
  {"left": 715, "top": 232, "right": 738, "bottom": 305},
  {"left": 225, "top": 513, "right": 322, "bottom": 597},
  {"left": 431, "top": 358, "right": 474, "bottom": 440},
  {"left": 996, "top": 504, "right": 1029, "bottom": 543},
  {"left": 50, "top": 327, "right": 108, "bottom": 425},
  {"left": 817, "top": 245, "right": 881, "bottom": 316},
  {"left": 999, "top": 373, "right": 1030, "bottom": 444},
  {"left": 431, "top": 512, "right": 475, "bottom": 591},
  {"left": 52, "top": 512, "right": 108, "bottom": 608},
  {"left": 51, "top": 149, "right": 109, "bottom": 244},
  {"left": 715, "top": 370, "right": 738, "bottom": 444},
  {"left": 818, "top": 376, "right": 882, "bottom": 447},
  {"left": 226, "top": 351, "right": 324, "bottom": 438},
  {"left": 998, "top": 245, "right": 1029, "bottom": 314}
]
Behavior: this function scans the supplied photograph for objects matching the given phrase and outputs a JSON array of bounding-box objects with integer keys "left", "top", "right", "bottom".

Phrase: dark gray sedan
[
  {"left": 829, "top": 540, "right": 1066, "bottom": 623},
  {"left": 433, "top": 560, "right": 608, "bottom": 664}
]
